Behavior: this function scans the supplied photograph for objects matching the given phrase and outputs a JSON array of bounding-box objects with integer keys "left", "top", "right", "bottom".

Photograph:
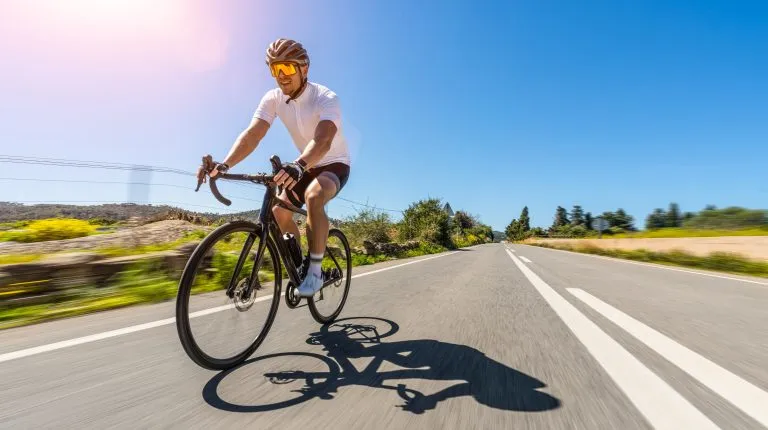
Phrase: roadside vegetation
[
  {"left": 530, "top": 242, "right": 768, "bottom": 278},
  {"left": 505, "top": 204, "right": 768, "bottom": 241},
  {"left": 0, "top": 198, "right": 495, "bottom": 328}
]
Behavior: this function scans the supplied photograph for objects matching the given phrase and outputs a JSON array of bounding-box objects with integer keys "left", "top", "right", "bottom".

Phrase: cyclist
[{"left": 197, "top": 38, "right": 351, "bottom": 297}]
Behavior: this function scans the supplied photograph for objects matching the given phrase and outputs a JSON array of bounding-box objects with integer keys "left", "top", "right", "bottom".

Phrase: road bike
[{"left": 175, "top": 155, "right": 352, "bottom": 370}]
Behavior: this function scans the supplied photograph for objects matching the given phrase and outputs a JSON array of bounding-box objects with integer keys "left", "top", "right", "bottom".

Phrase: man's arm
[
  {"left": 211, "top": 119, "right": 271, "bottom": 176},
  {"left": 296, "top": 120, "right": 338, "bottom": 168}
]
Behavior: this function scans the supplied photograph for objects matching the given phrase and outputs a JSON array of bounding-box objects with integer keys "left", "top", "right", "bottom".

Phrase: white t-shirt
[{"left": 253, "top": 82, "right": 350, "bottom": 167}]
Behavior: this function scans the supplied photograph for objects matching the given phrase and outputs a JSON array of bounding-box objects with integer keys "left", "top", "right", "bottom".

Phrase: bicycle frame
[
  {"left": 204, "top": 155, "right": 345, "bottom": 300},
  {"left": 224, "top": 183, "right": 307, "bottom": 299}
]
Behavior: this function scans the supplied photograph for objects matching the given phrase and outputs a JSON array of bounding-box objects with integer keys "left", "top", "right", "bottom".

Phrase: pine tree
[
  {"left": 666, "top": 203, "right": 681, "bottom": 228},
  {"left": 570, "top": 205, "right": 585, "bottom": 226},
  {"left": 519, "top": 206, "right": 531, "bottom": 232}
]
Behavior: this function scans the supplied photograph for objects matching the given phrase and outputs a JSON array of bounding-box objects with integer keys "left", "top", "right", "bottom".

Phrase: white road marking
[
  {"left": 505, "top": 249, "right": 718, "bottom": 429},
  {"left": 568, "top": 288, "right": 768, "bottom": 428},
  {"left": 520, "top": 256, "right": 533, "bottom": 263},
  {"left": 0, "top": 251, "right": 460, "bottom": 364},
  {"left": 528, "top": 244, "right": 768, "bottom": 286}
]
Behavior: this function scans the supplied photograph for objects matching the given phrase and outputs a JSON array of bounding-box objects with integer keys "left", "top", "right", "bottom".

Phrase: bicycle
[{"left": 176, "top": 155, "right": 352, "bottom": 370}]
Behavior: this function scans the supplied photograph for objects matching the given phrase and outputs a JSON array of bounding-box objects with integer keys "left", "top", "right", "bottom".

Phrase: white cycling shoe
[{"left": 296, "top": 272, "right": 323, "bottom": 297}]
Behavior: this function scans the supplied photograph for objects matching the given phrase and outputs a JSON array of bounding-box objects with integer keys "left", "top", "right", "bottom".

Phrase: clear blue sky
[{"left": 1, "top": 0, "right": 767, "bottom": 230}]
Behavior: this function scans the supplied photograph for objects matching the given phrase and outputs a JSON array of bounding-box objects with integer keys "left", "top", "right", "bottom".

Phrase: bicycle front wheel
[
  {"left": 308, "top": 228, "right": 352, "bottom": 324},
  {"left": 176, "top": 221, "right": 282, "bottom": 370}
]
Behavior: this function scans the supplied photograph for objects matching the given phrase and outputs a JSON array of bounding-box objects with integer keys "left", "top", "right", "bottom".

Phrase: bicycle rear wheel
[
  {"left": 308, "top": 228, "right": 352, "bottom": 324},
  {"left": 176, "top": 221, "right": 282, "bottom": 370}
]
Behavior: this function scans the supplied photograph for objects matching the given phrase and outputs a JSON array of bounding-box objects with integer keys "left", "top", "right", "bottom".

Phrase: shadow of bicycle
[{"left": 202, "top": 317, "right": 561, "bottom": 414}]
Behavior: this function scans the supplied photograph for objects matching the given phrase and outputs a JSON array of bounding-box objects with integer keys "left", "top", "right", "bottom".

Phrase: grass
[
  {"left": 530, "top": 242, "right": 768, "bottom": 278},
  {"left": 0, "top": 235, "right": 457, "bottom": 330},
  {"left": 607, "top": 227, "right": 768, "bottom": 239}
]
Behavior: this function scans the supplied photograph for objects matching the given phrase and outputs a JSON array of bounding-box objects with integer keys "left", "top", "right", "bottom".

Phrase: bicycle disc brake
[{"left": 234, "top": 278, "right": 256, "bottom": 311}]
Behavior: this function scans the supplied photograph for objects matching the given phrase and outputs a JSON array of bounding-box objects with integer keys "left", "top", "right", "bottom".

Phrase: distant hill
[
  {"left": 492, "top": 231, "right": 505, "bottom": 242},
  {"left": 0, "top": 202, "right": 260, "bottom": 225},
  {"left": 0, "top": 202, "right": 343, "bottom": 226}
]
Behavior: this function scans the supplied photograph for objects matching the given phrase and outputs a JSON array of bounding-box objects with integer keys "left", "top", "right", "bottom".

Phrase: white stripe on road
[
  {"left": 528, "top": 244, "right": 768, "bottom": 286},
  {"left": 0, "top": 251, "right": 460, "bottom": 364},
  {"left": 568, "top": 288, "right": 768, "bottom": 428},
  {"left": 520, "top": 256, "right": 533, "bottom": 263},
  {"left": 505, "top": 249, "right": 718, "bottom": 429}
]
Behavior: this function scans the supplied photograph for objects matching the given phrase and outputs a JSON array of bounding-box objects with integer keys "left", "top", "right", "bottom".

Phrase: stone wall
[{"left": 0, "top": 242, "right": 201, "bottom": 307}]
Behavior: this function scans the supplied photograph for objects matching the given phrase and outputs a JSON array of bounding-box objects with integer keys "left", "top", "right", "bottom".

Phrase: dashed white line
[
  {"left": 505, "top": 249, "right": 718, "bottom": 429},
  {"left": 520, "top": 256, "right": 533, "bottom": 263},
  {"left": 568, "top": 288, "right": 768, "bottom": 428},
  {"left": 0, "top": 251, "right": 460, "bottom": 364}
]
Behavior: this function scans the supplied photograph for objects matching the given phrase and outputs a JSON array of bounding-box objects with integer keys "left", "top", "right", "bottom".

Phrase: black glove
[{"left": 281, "top": 161, "right": 305, "bottom": 182}]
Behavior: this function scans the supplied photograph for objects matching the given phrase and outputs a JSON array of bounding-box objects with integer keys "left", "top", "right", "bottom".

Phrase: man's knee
[
  {"left": 305, "top": 188, "right": 325, "bottom": 208},
  {"left": 272, "top": 204, "right": 292, "bottom": 222}
]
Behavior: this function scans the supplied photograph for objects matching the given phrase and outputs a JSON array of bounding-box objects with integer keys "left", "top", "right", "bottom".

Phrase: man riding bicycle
[{"left": 197, "top": 38, "right": 351, "bottom": 298}]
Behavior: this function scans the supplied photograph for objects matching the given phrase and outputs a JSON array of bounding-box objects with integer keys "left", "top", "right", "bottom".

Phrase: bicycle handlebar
[{"left": 198, "top": 155, "right": 283, "bottom": 206}]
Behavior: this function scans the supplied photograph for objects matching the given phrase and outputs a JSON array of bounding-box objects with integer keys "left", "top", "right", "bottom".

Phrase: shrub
[
  {"left": 7, "top": 218, "right": 96, "bottom": 243},
  {"left": 340, "top": 208, "right": 393, "bottom": 248},
  {"left": 397, "top": 198, "right": 451, "bottom": 247}
]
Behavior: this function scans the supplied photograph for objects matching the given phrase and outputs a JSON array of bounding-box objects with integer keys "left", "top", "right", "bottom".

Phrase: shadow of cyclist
[
  {"left": 202, "top": 317, "right": 560, "bottom": 414},
  {"left": 307, "top": 318, "right": 561, "bottom": 414}
]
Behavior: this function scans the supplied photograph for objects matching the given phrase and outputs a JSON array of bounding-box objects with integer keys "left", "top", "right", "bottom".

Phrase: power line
[
  {"left": 336, "top": 196, "right": 404, "bottom": 213},
  {"left": 0, "top": 177, "right": 264, "bottom": 203},
  {"left": 0, "top": 155, "right": 195, "bottom": 176},
  {"left": 1, "top": 155, "right": 408, "bottom": 213}
]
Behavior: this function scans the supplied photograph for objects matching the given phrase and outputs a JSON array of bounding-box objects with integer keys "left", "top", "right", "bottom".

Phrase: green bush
[
  {"left": 398, "top": 198, "right": 451, "bottom": 247},
  {"left": 4, "top": 218, "right": 96, "bottom": 243},
  {"left": 340, "top": 208, "right": 393, "bottom": 248}
]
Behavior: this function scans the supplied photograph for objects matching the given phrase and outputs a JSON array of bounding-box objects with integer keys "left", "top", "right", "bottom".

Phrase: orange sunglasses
[{"left": 269, "top": 62, "right": 299, "bottom": 77}]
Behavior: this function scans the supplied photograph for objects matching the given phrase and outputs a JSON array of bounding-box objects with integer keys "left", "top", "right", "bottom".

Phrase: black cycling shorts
[{"left": 285, "top": 162, "right": 350, "bottom": 208}]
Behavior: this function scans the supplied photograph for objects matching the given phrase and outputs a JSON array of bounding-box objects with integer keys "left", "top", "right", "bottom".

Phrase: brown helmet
[{"left": 265, "top": 38, "right": 310, "bottom": 66}]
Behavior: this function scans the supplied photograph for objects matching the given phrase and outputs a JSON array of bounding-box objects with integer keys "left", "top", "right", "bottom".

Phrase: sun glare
[{"left": 2, "top": 0, "right": 229, "bottom": 73}]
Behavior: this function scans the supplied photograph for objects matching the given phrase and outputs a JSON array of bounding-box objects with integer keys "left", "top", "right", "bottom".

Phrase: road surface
[{"left": 1, "top": 243, "right": 767, "bottom": 429}]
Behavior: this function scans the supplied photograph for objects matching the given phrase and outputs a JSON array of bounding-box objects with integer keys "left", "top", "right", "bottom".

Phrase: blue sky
[{"left": 1, "top": 0, "right": 767, "bottom": 230}]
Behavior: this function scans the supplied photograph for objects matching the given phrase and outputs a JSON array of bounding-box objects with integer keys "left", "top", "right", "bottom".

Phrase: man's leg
[
  {"left": 272, "top": 196, "right": 301, "bottom": 244},
  {"left": 296, "top": 174, "right": 338, "bottom": 296},
  {"left": 305, "top": 174, "right": 338, "bottom": 255}
]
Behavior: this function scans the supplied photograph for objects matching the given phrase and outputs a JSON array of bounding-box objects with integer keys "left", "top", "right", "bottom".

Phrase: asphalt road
[{"left": 1, "top": 243, "right": 767, "bottom": 429}]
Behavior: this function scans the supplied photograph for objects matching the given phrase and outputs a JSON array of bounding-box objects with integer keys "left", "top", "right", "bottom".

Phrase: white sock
[{"left": 309, "top": 253, "right": 323, "bottom": 277}]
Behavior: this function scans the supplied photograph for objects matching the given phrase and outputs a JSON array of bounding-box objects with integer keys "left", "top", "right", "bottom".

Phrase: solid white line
[
  {"left": 527, "top": 244, "right": 768, "bottom": 286},
  {"left": 568, "top": 287, "right": 768, "bottom": 428},
  {"left": 0, "top": 251, "right": 460, "bottom": 364},
  {"left": 505, "top": 249, "right": 718, "bottom": 429},
  {"left": 520, "top": 256, "right": 533, "bottom": 263},
  {"left": 351, "top": 251, "right": 459, "bottom": 278}
]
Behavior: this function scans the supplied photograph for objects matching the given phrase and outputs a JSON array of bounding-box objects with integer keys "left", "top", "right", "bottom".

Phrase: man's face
[{"left": 273, "top": 63, "right": 308, "bottom": 95}]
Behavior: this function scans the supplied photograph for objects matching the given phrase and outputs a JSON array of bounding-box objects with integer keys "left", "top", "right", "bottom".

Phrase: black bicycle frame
[{"left": 208, "top": 156, "right": 343, "bottom": 298}]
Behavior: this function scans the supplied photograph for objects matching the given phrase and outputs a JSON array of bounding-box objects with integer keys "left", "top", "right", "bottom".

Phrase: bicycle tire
[
  {"left": 176, "top": 220, "right": 282, "bottom": 370},
  {"left": 308, "top": 228, "right": 352, "bottom": 324}
]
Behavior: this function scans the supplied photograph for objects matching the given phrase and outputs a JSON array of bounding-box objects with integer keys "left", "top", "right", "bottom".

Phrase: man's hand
[
  {"left": 195, "top": 155, "right": 229, "bottom": 191},
  {"left": 274, "top": 161, "right": 305, "bottom": 190}
]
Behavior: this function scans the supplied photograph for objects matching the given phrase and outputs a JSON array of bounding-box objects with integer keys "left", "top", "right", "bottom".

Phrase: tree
[
  {"left": 552, "top": 206, "right": 569, "bottom": 229},
  {"left": 603, "top": 209, "right": 636, "bottom": 231},
  {"left": 519, "top": 206, "right": 531, "bottom": 232},
  {"left": 683, "top": 211, "right": 695, "bottom": 221},
  {"left": 505, "top": 219, "right": 526, "bottom": 241},
  {"left": 645, "top": 208, "right": 667, "bottom": 230},
  {"left": 666, "top": 203, "right": 681, "bottom": 228},
  {"left": 452, "top": 210, "right": 474, "bottom": 233},
  {"left": 570, "top": 205, "right": 585, "bottom": 226},
  {"left": 614, "top": 208, "right": 636, "bottom": 231},
  {"left": 398, "top": 198, "right": 451, "bottom": 246},
  {"left": 584, "top": 212, "right": 593, "bottom": 230}
]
